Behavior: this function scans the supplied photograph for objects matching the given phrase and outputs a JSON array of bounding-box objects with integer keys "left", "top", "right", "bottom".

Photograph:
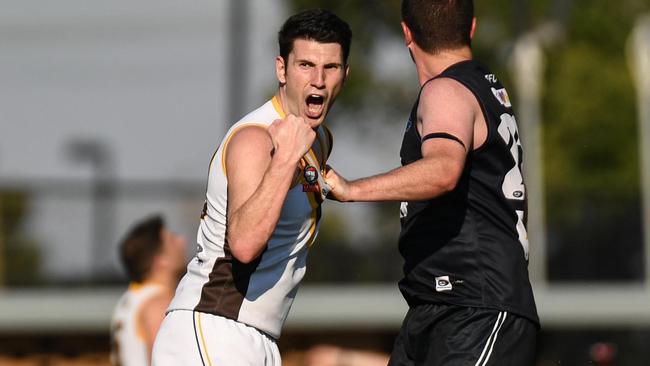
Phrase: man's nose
[{"left": 311, "top": 68, "right": 325, "bottom": 88}]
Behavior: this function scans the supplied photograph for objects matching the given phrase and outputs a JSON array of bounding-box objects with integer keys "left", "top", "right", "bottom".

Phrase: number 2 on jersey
[{"left": 497, "top": 113, "right": 529, "bottom": 260}]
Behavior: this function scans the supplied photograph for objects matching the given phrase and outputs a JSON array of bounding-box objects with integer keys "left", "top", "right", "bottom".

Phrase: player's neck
[
  {"left": 414, "top": 47, "right": 472, "bottom": 85},
  {"left": 145, "top": 269, "right": 176, "bottom": 290},
  {"left": 274, "top": 89, "right": 288, "bottom": 117}
]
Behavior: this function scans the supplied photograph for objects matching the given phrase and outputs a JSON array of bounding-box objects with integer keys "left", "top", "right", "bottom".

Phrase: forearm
[
  {"left": 227, "top": 157, "right": 297, "bottom": 262},
  {"left": 347, "top": 157, "right": 459, "bottom": 202}
]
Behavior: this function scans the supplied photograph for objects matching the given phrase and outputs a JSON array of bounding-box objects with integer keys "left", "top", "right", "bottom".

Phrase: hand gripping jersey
[
  {"left": 167, "top": 97, "right": 332, "bottom": 339},
  {"left": 398, "top": 60, "right": 539, "bottom": 325},
  {"left": 111, "top": 282, "right": 165, "bottom": 366}
]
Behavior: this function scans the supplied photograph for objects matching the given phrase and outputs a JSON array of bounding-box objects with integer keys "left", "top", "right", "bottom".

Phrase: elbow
[
  {"left": 229, "top": 244, "right": 260, "bottom": 264},
  {"left": 227, "top": 235, "right": 266, "bottom": 264},
  {"left": 430, "top": 169, "right": 461, "bottom": 196},
  {"left": 438, "top": 177, "right": 459, "bottom": 194}
]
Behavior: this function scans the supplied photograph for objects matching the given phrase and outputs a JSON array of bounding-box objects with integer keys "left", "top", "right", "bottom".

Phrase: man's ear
[
  {"left": 401, "top": 21, "right": 413, "bottom": 47},
  {"left": 275, "top": 55, "right": 287, "bottom": 84},
  {"left": 470, "top": 17, "right": 477, "bottom": 40}
]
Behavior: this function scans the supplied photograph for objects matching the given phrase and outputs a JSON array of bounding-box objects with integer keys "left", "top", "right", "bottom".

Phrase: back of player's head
[
  {"left": 278, "top": 8, "right": 352, "bottom": 65},
  {"left": 120, "top": 215, "right": 164, "bottom": 283},
  {"left": 401, "top": 0, "right": 474, "bottom": 54}
]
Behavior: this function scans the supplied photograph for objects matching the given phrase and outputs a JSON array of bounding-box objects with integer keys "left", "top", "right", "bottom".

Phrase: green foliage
[
  {"left": 542, "top": 1, "right": 647, "bottom": 223},
  {"left": 0, "top": 191, "right": 42, "bottom": 286}
]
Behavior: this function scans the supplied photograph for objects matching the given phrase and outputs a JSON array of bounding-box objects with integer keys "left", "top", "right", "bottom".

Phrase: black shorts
[{"left": 388, "top": 303, "right": 537, "bottom": 366}]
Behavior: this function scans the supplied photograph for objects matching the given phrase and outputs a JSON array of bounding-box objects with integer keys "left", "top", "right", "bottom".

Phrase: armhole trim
[{"left": 221, "top": 123, "right": 269, "bottom": 176}]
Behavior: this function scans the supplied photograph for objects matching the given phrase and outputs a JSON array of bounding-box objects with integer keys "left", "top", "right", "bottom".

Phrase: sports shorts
[
  {"left": 388, "top": 303, "right": 537, "bottom": 366},
  {"left": 152, "top": 310, "right": 281, "bottom": 366}
]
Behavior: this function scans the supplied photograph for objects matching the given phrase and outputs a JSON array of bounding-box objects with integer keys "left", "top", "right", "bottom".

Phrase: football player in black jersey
[{"left": 325, "top": 1, "right": 538, "bottom": 365}]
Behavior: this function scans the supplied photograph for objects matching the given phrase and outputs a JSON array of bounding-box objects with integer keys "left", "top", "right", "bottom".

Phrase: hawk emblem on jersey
[
  {"left": 303, "top": 165, "right": 318, "bottom": 184},
  {"left": 303, "top": 165, "right": 321, "bottom": 193},
  {"left": 491, "top": 87, "right": 512, "bottom": 108}
]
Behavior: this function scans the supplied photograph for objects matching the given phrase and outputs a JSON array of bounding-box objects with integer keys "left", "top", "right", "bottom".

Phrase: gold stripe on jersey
[
  {"left": 306, "top": 149, "right": 320, "bottom": 170},
  {"left": 196, "top": 312, "right": 214, "bottom": 366},
  {"left": 271, "top": 95, "right": 286, "bottom": 118},
  {"left": 220, "top": 123, "right": 268, "bottom": 176}
]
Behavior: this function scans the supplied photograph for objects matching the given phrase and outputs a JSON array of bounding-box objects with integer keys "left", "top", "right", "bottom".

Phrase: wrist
[{"left": 344, "top": 180, "right": 358, "bottom": 202}]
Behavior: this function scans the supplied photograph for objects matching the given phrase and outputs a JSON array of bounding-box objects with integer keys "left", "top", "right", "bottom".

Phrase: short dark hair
[
  {"left": 120, "top": 215, "right": 164, "bottom": 283},
  {"left": 401, "top": 0, "right": 474, "bottom": 54},
  {"left": 278, "top": 8, "right": 352, "bottom": 65}
]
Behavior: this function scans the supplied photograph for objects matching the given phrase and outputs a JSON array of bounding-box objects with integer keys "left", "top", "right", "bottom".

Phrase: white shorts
[{"left": 152, "top": 310, "right": 281, "bottom": 366}]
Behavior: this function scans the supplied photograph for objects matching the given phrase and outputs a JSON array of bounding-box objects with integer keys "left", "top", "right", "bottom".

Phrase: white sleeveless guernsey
[
  {"left": 167, "top": 97, "right": 332, "bottom": 339},
  {"left": 111, "top": 282, "right": 165, "bottom": 366}
]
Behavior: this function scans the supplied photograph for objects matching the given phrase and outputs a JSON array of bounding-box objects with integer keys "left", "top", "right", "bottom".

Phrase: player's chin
[{"left": 304, "top": 111, "right": 326, "bottom": 128}]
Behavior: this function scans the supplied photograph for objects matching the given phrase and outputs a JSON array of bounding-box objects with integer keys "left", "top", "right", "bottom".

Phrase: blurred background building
[{"left": 1, "top": 0, "right": 650, "bottom": 364}]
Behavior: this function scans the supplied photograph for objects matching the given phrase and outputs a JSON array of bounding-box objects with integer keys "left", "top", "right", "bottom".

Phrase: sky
[{"left": 1, "top": 0, "right": 275, "bottom": 181}]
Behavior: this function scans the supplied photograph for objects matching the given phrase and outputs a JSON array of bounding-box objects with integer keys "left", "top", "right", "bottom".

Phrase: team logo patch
[
  {"left": 303, "top": 165, "right": 320, "bottom": 193},
  {"left": 303, "top": 165, "right": 318, "bottom": 184},
  {"left": 491, "top": 87, "right": 512, "bottom": 108},
  {"left": 435, "top": 275, "right": 453, "bottom": 292}
]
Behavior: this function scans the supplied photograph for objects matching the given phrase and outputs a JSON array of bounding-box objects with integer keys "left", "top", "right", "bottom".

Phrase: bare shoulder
[
  {"left": 420, "top": 77, "right": 476, "bottom": 106},
  {"left": 228, "top": 125, "right": 272, "bottom": 152},
  {"left": 141, "top": 290, "right": 172, "bottom": 313},
  {"left": 418, "top": 77, "right": 480, "bottom": 125},
  {"left": 417, "top": 77, "right": 478, "bottom": 149},
  {"left": 226, "top": 125, "right": 274, "bottom": 164}
]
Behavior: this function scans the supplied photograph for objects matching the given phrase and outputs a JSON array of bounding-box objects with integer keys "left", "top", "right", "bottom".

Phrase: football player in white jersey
[
  {"left": 110, "top": 215, "right": 187, "bottom": 366},
  {"left": 151, "top": 9, "right": 351, "bottom": 366}
]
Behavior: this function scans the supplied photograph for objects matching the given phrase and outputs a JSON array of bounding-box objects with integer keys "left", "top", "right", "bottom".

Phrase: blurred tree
[
  {"left": 542, "top": 1, "right": 648, "bottom": 281},
  {"left": 0, "top": 190, "right": 42, "bottom": 286}
]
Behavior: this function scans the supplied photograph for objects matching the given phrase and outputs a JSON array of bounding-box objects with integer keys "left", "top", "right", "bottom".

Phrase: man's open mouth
[{"left": 305, "top": 94, "right": 325, "bottom": 119}]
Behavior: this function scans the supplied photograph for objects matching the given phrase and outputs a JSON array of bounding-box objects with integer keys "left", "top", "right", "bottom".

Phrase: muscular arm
[
  {"left": 328, "top": 78, "right": 478, "bottom": 202},
  {"left": 226, "top": 117, "right": 315, "bottom": 263}
]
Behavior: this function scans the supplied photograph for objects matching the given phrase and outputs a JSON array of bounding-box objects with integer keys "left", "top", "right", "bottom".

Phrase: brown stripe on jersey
[{"left": 194, "top": 241, "right": 263, "bottom": 320}]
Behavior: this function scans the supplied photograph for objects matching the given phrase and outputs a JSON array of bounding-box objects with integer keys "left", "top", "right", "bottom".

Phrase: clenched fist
[{"left": 268, "top": 114, "right": 316, "bottom": 165}]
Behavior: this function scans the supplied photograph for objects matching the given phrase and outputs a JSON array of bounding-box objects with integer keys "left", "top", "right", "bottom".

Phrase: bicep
[
  {"left": 417, "top": 79, "right": 478, "bottom": 180},
  {"left": 225, "top": 126, "right": 274, "bottom": 217},
  {"left": 418, "top": 78, "right": 476, "bottom": 164}
]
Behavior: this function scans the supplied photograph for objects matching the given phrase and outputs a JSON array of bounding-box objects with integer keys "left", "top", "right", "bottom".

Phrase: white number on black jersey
[{"left": 497, "top": 113, "right": 529, "bottom": 260}]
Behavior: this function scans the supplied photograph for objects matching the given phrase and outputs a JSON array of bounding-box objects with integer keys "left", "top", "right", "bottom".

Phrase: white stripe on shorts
[{"left": 474, "top": 311, "right": 507, "bottom": 366}]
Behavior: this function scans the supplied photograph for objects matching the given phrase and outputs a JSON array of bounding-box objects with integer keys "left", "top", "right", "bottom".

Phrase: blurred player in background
[
  {"left": 152, "top": 9, "right": 350, "bottom": 366},
  {"left": 326, "top": 0, "right": 539, "bottom": 364},
  {"left": 110, "top": 215, "right": 187, "bottom": 366},
  {"left": 304, "top": 345, "right": 390, "bottom": 366}
]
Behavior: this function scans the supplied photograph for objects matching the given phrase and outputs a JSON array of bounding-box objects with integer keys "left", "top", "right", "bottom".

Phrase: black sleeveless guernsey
[{"left": 398, "top": 60, "right": 539, "bottom": 325}]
